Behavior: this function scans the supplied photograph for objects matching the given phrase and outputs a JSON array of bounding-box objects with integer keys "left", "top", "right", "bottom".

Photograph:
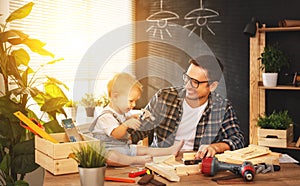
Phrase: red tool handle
[
  {"left": 128, "top": 169, "right": 147, "bottom": 178},
  {"left": 105, "top": 176, "right": 135, "bottom": 183}
]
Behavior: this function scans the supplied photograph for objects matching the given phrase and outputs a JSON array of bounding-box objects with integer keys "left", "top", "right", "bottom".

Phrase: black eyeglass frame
[{"left": 182, "top": 73, "right": 209, "bottom": 88}]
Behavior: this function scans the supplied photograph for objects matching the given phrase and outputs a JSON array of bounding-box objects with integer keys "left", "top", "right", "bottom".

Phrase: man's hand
[
  {"left": 195, "top": 142, "right": 230, "bottom": 159},
  {"left": 195, "top": 144, "right": 217, "bottom": 159},
  {"left": 123, "top": 118, "right": 141, "bottom": 130}
]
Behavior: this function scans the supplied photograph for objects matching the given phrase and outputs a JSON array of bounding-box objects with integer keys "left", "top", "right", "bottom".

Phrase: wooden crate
[
  {"left": 258, "top": 125, "right": 293, "bottom": 148},
  {"left": 35, "top": 133, "right": 98, "bottom": 175}
]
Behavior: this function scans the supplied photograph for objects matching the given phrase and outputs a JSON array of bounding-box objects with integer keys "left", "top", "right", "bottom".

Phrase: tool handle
[
  {"left": 129, "top": 169, "right": 147, "bottom": 178},
  {"left": 104, "top": 176, "right": 135, "bottom": 183}
]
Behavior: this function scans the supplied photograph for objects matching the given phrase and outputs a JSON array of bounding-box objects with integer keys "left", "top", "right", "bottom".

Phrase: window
[{"left": 8, "top": 0, "right": 134, "bottom": 101}]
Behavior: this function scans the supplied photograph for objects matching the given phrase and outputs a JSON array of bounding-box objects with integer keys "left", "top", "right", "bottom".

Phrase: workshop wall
[{"left": 135, "top": 0, "right": 300, "bottom": 161}]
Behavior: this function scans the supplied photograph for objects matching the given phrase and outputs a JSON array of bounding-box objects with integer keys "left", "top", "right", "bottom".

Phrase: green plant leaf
[
  {"left": 12, "top": 49, "right": 30, "bottom": 68},
  {"left": 0, "top": 96, "right": 27, "bottom": 141},
  {"left": 46, "top": 58, "right": 64, "bottom": 65},
  {"left": 6, "top": 2, "right": 34, "bottom": 23},
  {"left": 257, "top": 110, "right": 292, "bottom": 129},
  {"left": 43, "top": 120, "right": 64, "bottom": 133},
  {"left": 12, "top": 139, "right": 39, "bottom": 174},
  {"left": 0, "top": 154, "right": 10, "bottom": 175},
  {"left": 41, "top": 97, "right": 68, "bottom": 113},
  {"left": 22, "top": 38, "right": 54, "bottom": 57},
  {"left": 0, "top": 30, "right": 28, "bottom": 44},
  {"left": 14, "top": 180, "right": 29, "bottom": 186},
  {"left": 71, "top": 143, "right": 107, "bottom": 168},
  {"left": 45, "top": 77, "right": 69, "bottom": 92}
]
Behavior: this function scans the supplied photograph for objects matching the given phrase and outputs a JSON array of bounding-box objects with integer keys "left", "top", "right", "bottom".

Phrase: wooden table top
[{"left": 43, "top": 162, "right": 300, "bottom": 186}]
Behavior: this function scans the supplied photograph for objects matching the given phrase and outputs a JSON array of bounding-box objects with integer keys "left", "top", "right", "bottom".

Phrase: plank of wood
[
  {"left": 223, "top": 144, "right": 270, "bottom": 160},
  {"left": 145, "top": 162, "right": 180, "bottom": 182},
  {"left": 215, "top": 145, "right": 281, "bottom": 165},
  {"left": 183, "top": 152, "right": 196, "bottom": 160},
  {"left": 153, "top": 155, "right": 175, "bottom": 163},
  {"left": 175, "top": 164, "right": 200, "bottom": 176}
]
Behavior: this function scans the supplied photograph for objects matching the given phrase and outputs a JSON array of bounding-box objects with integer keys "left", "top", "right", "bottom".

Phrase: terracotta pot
[{"left": 85, "top": 107, "right": 95, "bottom": 117}]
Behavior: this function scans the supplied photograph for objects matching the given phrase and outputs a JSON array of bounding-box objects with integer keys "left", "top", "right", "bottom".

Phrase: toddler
[{"left": 89, "top": 72, "right": 183, "bottom": 166}]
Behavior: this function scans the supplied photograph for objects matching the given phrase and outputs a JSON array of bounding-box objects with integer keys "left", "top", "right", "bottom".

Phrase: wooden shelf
[
  {"left": 249, "top": 24, "right": 300, "bottom": 150},
  {"left": 258, "top": 85, "right": 300, "bottom": 90},
  {"left": 259, "top": 26, "right": 300, "bottom": 32},
  {"left": 287, "top": 142, "right": 300, "bottom": 150}
]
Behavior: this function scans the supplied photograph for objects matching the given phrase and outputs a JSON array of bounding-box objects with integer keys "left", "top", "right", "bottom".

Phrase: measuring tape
[{"left": 14, "top": 111, "right": 59, "bottom": 143}]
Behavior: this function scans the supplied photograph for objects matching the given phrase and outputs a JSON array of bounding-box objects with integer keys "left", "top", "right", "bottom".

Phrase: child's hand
[
  {"left": 140, "top": 109, "right": 155, "bottom": 121},
  {"left": 123, "top": 118, "right": 141, "bottom": 130}
]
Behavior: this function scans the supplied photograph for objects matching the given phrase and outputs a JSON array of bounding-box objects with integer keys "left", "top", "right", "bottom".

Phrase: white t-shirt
[
  {"left": 175, "top": 99, "right": 208, "bottom": 150},
  {"left": 92, "top": 106, "right": 126, "bottom": 137}
]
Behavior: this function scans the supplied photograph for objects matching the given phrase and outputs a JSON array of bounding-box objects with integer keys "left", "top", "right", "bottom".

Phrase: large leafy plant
[{"left": 0, "top": 2, "right": 69, "bottom": 185}]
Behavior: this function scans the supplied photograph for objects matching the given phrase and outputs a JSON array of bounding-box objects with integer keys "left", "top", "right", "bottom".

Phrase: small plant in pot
[
  {"left": 80, "top": 93, "right": 97, "bottom": 117},
  {"left": 257, "top": 110, "right": 293, "bottom": 148},
  {"left": 70, "top": 142, "right": 107, "bottom": 186},
  {"left": 258, "top": 43, "right": 289, "bottom": 87}
]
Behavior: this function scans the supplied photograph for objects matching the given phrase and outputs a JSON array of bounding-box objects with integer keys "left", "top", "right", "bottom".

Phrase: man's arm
[{"left": 195, "top": 104, "right": 245, "bottom": 159}]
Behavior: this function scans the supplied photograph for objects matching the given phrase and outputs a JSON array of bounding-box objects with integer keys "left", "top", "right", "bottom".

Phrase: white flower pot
[{"left": 262, "top": 73, "right": 278, "bottom": 87}]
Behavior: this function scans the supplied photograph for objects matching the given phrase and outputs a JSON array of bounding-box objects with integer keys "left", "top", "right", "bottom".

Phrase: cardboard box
[
  {"left": 258, "top": 125, "right": 293, "bottom": 148},
  {"left": 35, "top": 132, "right": 98, "bottom": 175}
]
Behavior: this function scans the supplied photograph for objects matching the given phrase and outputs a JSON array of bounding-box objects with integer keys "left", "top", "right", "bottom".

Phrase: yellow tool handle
[{"left": 14, "top": 111, "right": 59, "bottom": 144}]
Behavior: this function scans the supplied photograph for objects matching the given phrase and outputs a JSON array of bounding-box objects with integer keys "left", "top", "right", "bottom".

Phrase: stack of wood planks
[{"left": 215, "top": 144, "right": 281, "bottom": 165}]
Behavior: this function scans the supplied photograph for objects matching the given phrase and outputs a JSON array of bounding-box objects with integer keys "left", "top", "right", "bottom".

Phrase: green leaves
[
  {"left": 23, "top": 38, "right": 54, "bottom": 57},
  {"left": 71, "top": 143, "right": 107, "bottom": 168},
  {"left": 257, "top": 110, "right": 293, "bottom": 130},
  {"left": 0, "top": 2, "right": 69, "bottom": 185},
  {"left": 258, "top": 43, "right": 289, "bottom": 73},
  {"left": 12, "top": 140, "right": 39, "bottom": 174},
  {"left": 6, "top": 2, "right": 34, "bottom": 23}
]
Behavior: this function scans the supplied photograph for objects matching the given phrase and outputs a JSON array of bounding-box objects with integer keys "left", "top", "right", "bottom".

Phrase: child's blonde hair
[{"left": 107, "top": 72, "right": 142, "bottom": 98}]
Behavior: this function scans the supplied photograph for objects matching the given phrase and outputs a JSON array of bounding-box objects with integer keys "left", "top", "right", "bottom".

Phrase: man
[{"left": 131, "top": 55, "right": 245, "bottom": 159}]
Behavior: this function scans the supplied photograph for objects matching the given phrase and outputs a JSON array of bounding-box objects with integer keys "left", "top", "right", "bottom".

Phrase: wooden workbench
[{"left": 44, "top": 162, "right": 300, "bottom": 186}]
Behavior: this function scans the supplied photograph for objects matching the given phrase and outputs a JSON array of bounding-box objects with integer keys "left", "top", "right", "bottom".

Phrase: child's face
[{"left": 115, "top": 87, "right": 141, "bottom": 114}]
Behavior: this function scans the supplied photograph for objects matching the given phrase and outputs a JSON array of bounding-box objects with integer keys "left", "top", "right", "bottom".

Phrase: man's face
[{"left": 184, "top": 63, "right": 211, "bottom": 102}]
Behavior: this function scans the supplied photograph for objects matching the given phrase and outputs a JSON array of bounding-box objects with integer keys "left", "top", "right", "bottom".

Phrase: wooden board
[
  {"left": 175, "top": 164, "right": 200, "bottom": 176},
  {"left": 215, "top": 145, "right": 281, "bottom": 165},
  {"left": 35, "top": 150, "right": 78, "bottom": 175},
  {"left": 146, "top": 155, "right": 201, "bottom": 181},
  {"left": 145, "top": 162, "right": 180, "bottom": 182}
]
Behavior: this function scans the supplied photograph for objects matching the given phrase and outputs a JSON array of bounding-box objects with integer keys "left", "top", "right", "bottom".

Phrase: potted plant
[
  {"left": 258, "top": 43, "right": 289, "bottom": 87},
  {"left": 70, "top": 142, "right": 107, "bottom": 186},
  {"left": 0, "top": 2, "right": 68, "bottom": 185},
  {"left": 80, "top": 93, "right": 98, "bottom": 117},
  {"left": 257, "top": 110, "right": 293, "bottom": 148},
  {"left": 64, "top": 100, "right": 78, "bottom": 121},
  {"left": 96, "top": 93, "right": 110, "bottom": 108}
]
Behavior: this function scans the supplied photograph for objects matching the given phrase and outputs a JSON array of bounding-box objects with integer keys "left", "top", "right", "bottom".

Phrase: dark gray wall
[{"left": 135, "top": 0, "right": 300, "bottom": 160}]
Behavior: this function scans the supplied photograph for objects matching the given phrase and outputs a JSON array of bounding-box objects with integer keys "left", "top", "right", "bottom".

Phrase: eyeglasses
[{"left": 182, "top": 73, "right": 209, "bottom": 88}]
